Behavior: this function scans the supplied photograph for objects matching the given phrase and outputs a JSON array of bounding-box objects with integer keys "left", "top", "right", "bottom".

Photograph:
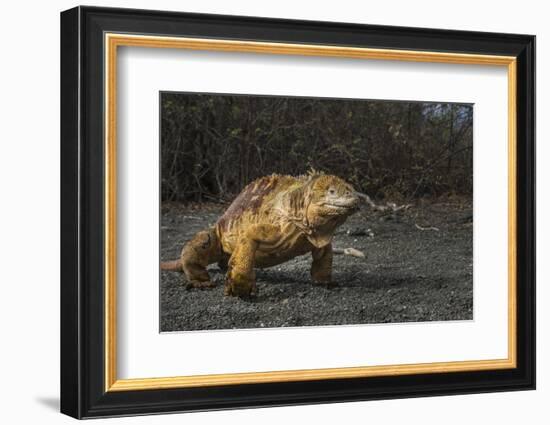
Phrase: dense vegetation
[{"left": 161, "top": 92, "right": 472, "bottom": 203}]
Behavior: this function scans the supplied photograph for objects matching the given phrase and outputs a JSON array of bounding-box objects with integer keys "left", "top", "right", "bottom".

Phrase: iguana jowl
[{"left": 161, "top": 172, "right": 368, "bottom": 298}]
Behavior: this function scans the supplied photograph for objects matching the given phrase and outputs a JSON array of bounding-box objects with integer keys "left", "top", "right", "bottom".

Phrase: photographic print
[{"left": 160, "top": 92, "right": 474, "bottom": 332}]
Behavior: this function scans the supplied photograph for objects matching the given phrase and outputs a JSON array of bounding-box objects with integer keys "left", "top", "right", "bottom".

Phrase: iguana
[{"left": 161, "top": 172, "right": 371, "bottom": 298}]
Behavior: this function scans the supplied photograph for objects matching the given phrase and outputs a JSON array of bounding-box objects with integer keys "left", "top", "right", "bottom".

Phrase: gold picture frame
[{"left": 104, "top": 34, "right": 517, "bottom": 392}]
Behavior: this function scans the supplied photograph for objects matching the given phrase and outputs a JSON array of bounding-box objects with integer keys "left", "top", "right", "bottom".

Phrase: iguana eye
[{"left": 328, "top": 188, "right": 336, "bottom": 195}]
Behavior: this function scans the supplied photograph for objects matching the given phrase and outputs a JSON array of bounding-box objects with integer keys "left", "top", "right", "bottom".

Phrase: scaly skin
[{"left": 164, "top": 172, "right": 361, "bottom": 298}]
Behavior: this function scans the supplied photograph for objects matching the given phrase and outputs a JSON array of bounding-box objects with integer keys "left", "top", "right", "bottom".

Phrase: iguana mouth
[{"left": 323, "top": 200, "right": 359, "bottom": 210}]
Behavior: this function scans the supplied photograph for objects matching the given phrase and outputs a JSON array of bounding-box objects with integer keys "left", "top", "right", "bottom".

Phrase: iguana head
[
  {"left": 299, "top": 174, "right": 361, "bottom": 247},
  {"left": 306, "top": 174, "right": 360, "bottom": 221},
  {"left": 277, "top": 173, "right": 367, "bottom": 247}
]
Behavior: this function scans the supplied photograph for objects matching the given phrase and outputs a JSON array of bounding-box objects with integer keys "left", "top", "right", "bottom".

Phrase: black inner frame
[{"left": 60, "top": 6, "right": 535, "bottom": 419}]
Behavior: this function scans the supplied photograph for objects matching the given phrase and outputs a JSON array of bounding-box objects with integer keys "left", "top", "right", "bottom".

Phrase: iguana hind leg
[
  {"left": 225, "top": 224, "right": 280, "bottom": 298},
  {"left": 181, "top": 227, "right": 223, "bottom": 289},
  {"left": 311, "top": 244, "right": 335, "bottom": 287}
]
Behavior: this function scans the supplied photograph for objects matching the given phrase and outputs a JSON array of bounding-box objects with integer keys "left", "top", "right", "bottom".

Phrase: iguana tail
[{"left": 160, "top": 259, "right": 182, "bottom": 271}]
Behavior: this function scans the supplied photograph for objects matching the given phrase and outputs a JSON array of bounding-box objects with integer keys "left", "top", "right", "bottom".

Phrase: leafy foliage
[{"left": 161, "top": 93, "right": 472, "bottom": 202}]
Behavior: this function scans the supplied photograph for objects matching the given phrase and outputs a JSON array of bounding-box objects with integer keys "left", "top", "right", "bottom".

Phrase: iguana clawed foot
[
  {"left": 185, "top": 280, "right": 217, "bottom": 290},
  {"left": 311, "top": 278, "right": 338, "bottom": 289},
  {"left": 224, "top": 271, "right": 258, "bottom": 298}
]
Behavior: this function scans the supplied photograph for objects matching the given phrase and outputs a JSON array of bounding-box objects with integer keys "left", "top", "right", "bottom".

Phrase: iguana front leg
[
  {"left": 311, "top": 244, "right": 334, "bottom": 287},
  {"left": 225, "top": 224, "right": 280, "bottom": 298}
]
